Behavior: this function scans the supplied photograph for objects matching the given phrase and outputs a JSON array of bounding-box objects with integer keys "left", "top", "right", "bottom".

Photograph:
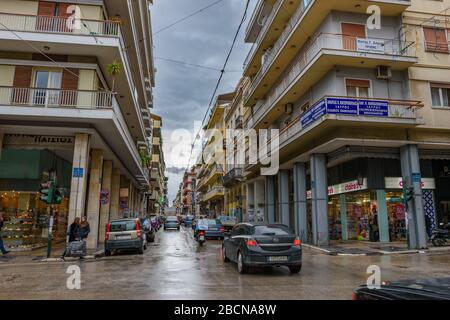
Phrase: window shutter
[
  {"left": 423, "top": 27, "right": 449, "bottom": 53},
  {"left": 38, "top": 1, "right": 56, "bottom": 16},
  {"left": 61, "top": 69, "right": 79, "bottom": 106},
  {"left": 341, "top": 23, "right": 366, "bottom": 51},
  {"left": 12, "top": 66, "right": 33, "bottom": 104},
  {"left": 346, "top": 79, "right": 370, "bottom": 88}
]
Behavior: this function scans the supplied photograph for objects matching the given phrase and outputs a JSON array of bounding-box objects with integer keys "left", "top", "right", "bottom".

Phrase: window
[
  {"left": 423, "top": 28, "right": 449, "bottom": 53},
  {"left": 346, "top": 79, "right": 371, "bottom": 98},
  {"left": 33, "top": 70, "right": 62, "bottom": 105},
  {"left": 431, "top": 83, "right": 450, "bottom": 107},
  {"left": 341, "top": 23, "right": 366, "bottom": 51}
]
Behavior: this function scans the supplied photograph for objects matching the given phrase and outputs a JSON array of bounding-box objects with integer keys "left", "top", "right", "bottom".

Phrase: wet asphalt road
[{"left": 0, "top": 226, "right": 449, "bottom": 300}]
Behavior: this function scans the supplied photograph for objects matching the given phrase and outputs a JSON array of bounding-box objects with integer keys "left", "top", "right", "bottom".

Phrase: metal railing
[
  {"left": 251, "top": 33, "right": 417, "bottom": 126},
  {"left": 0, "top": 86, "right": 114, "bottom": 109},
  {"left": 204, "top": 186, "right": 225, "bottom": 200},
  {"left": 243, "top": 0, "right": 284, "bottom": 68},
  {"left": 0, "top": 12, "right": 120, "bottom": 36}
]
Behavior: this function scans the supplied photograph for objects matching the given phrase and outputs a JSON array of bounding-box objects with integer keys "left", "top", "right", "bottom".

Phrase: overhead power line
[
  {"left": 155, "top": 56, "right": 241, "bottom": 73},
  {"left": 183, "top": 0, "right": 251, "bottom": 175},
  {"left": 154, "top": 0, "right": 226, "bottom": 35}
]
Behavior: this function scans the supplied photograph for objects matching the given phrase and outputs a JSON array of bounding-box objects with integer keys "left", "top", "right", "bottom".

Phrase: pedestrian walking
[
  {"left": 0, "top": 213, "right": 11, "bottom": 255},
  {"left": 61, "top": 217, "right": 81, "bottom": 259},
  {"left": 79, "top": 216, "right": 90, "bottom": 240}
]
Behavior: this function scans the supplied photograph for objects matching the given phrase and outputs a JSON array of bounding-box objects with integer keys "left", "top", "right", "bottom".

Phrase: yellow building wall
[
  {"left": 79, "top": 5, "right": 104, "bottom": 20},
  {"left": 0, "top": 65, "right": 15, "bottom": 86},
  {"left": 78, "top": 70, "right": 97, "bottom": 90},
  {"left": 1, "top": 0, "right": 38, "bottom": 15}
]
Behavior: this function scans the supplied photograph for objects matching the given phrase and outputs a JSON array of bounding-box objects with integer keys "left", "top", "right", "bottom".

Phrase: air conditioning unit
[
  {"left": 376, "top": 66, "right": 392, "bottom": 80},
  {"left": 285, "top": 103, "right": 293, "bottom": 115}
]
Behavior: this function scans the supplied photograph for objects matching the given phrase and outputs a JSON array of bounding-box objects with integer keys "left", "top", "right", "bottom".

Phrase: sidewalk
[
  {"left": 0, "top": 242, "right": 104, "bottom": 265},
  {"left": 302, "top": 240, "right": 450, "bottom": 256}
]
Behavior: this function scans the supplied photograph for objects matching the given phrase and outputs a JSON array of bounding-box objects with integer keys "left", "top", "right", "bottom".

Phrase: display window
[
  {"left": 345, "top": 191, "right": 378, "bottom": 241},
  {"left": 0, "top": 191, "right": 69, "bottom": 250},
  {"left": 386, "top": 191, "right": 408, "bottom": 241},
  {"left": 327, "top": 196, "right": 342, "bottom": 240}
]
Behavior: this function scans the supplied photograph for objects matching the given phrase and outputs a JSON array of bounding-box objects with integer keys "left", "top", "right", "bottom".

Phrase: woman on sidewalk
[
  {"left": 79, "top": 216, "right": 90, "bottom": 241},
  {"left": 61, "top": 217, "right": 81, "bottom": 259}
]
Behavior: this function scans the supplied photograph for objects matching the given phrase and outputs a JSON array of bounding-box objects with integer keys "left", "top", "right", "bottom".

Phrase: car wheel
[
  {"left": 104, "top": 249, "right": 111, "bottom": 257},
  {"left": 222, "top": 245, "right": 230, "bottom": 262},
  {"left": 289, "top": 265, "right": 302, "bottom": 274},
  {"left": 237, "top": 251, "right": 248, "bottom": 274}
]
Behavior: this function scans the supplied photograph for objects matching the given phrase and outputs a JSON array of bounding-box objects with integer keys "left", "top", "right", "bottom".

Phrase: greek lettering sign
[
  {"left": 359, "top": 100, "right": 389, "bottom": 117},
  {"left": 385, "top": 177, "right": 435, "bottom": 190},
  {"left": 306, "top": 179, "right": 368, "bottom": 199},
  {"left": 4, "top": 134, "right": 74, "bottom": 149},
  {"left": 356, "top": 38, "right": 386, "bottom": 54}
]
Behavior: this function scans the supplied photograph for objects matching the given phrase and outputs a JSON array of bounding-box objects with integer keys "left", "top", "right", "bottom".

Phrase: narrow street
[{"left": 1, "top": 227, "right": 449, "bottom": 300}]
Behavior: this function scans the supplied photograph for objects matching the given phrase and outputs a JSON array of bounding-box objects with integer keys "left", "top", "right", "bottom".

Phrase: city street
[{"left": 1, "top": 226, "right": 449, "bottom": 300}]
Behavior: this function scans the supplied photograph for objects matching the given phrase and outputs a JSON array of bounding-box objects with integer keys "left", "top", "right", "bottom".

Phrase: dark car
[
  {"left": 140, "top": 217, "right": 156, "bottom": 243},
  {"left": 353, "top": 277, "right": 450, "bottom": 300},
  {"left": 222, "top": 223, "right": 302, "bottom": 274}
]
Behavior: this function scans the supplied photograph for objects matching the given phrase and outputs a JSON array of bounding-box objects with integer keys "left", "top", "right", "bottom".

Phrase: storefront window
[
  {"left": 328, "top": 196, "right": 342, "bottom": 240},
  {"left": 0, "top": 191, "right": 69, "bottom": 250},
  {"left": 345, "top": 191, "right": 377, "bottom": 241},
  {"left": 386, "top": 191, "right": 407, "bottom": 241}
]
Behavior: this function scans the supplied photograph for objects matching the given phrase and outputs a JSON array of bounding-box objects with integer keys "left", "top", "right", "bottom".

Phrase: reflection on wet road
[{"left": 1, "top": 226, "right": 449, "bottom": 299}]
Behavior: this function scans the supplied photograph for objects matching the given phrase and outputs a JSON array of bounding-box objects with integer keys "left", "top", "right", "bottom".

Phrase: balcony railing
[
  {"left": 204, "top": 186, "right": 225, "bottom": 201},
  {"left": 243, "top": 0, "right": 284, "bottom": 69},
  {"left": 0, "top": 86, "right": 114, "bottom": 109},
  {"left": 0, "top": 12, "right": 120, "bottom": 36},
  {"left": 223, "top": 168, "right": 243, "bottom": 187},
  {"left": 251, "top": 33, "right": 416, "bottom": 126}
]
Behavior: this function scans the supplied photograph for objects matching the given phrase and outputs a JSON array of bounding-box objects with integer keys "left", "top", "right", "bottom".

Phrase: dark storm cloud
[{"left": 151, "top": 0, "right": 256, "bottom": 202}]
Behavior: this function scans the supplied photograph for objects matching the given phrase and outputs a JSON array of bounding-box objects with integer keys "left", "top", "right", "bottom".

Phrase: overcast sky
[{"left": 151, "top": 0, "right": 256, "bottom": 205}]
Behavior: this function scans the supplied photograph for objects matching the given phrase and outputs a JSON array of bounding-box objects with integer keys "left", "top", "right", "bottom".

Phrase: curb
[{"left": 40, "top": 249, "right": 104, "bottom": 262}]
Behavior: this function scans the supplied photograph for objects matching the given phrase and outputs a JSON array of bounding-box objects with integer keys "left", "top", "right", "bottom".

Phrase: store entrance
[
  {"left": 385, "top": 191, "right": 407, "bottom": 241},
  {"left": 345, "top": 191, "right": 377, "bottom": 241}
]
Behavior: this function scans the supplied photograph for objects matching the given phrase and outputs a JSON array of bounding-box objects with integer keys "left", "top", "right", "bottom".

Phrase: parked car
[
  {"left": 353, "top": 277, "right": 450, "bottom": 300},
  {"left": 218, "top": 215, "right": 237, "bottom": 234},
  {"left": 150, "top": 215, "right": 160, "bottom": 231},
  {"left": 105, "top": 218, "right": 147, "bottom": 256},
  {"left": 222, "top": 223, "right": 302, "bottom": 274},
  {"left": 140, "top": 217, "right": 156, "bottom": 242},
  {"left": 184, "top": 215, "right": 194, "bottom": 227},
  {"left": 164, "top": 216, "right": 180, "bottom": 230}
]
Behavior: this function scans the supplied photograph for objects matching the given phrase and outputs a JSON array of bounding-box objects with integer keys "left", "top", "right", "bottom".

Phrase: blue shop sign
[
  {"left": 359, "top": 99, "right": 389, "bottom": 117},
  {"left": 72, "top": 167, "right": 84, "bottom": 178},
  {"left": 326, "top": 97, "right": 358, "bottom": 115}
]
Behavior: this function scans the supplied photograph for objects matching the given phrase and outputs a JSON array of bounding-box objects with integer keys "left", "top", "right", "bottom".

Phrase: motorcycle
[
  {"left": 194, "top": 219, "right": 208, "bottom": 246},
  {"left": 431, "top": 222, "right": 450, "bottom": 247}
]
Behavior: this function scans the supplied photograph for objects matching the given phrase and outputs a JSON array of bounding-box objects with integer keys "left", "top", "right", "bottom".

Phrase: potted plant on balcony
[
  {"left": 139, "top": 149, "right": 151, "bottom": 167},
  {"left": 106, "top": 60, "right": 122, "bottom": 92}
]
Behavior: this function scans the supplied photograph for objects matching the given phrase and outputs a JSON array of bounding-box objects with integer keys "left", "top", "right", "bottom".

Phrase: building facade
[
  {"left": 0, "top": 0, "right": 156, "bottom": 250},
  {"left": 241, "top": 0, "right": 450, "bottom": 248}
]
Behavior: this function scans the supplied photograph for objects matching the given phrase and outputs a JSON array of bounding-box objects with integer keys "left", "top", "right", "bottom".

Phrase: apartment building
[
  {"left": 149, "top": 113, "right": 168, "bottom": 214},
  {"left": 180, "top": 167, "right": 196, "bottom": 215},
  {"left": 0, "top": 0, "right": 156, "bottom": 250},
  {"left": 195, "top": 93, "right": 234, "bottom": 217},
  {"left": 242, "top": 0, "right": 450, "bottom": 249}
]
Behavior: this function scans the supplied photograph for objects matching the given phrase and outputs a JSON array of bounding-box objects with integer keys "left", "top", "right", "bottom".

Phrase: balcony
[
  {"left": 244, "top": 0, "right": 412, "bottom": 105},
  {"left": 223, "top": 168, "right": 243, "bottom": 187},
  {"left": 235, "top": 115, "right": 244, "bottom": 129},
  {"left": 203, "top": 164, "right": 224, "bottom": 186},
  {"left": 204, "top": 186, "right": 225, "bottom": 202},
  {"left": 249, "top": 33, "right": 417, "bottom": 128}
]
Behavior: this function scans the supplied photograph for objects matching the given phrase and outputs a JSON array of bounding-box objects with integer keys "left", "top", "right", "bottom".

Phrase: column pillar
[
  {"left": 266, "top": 175, "right": 276, "bottom": 223},
  {"left": 110, "top": 168, "right": 121, "bottom": 221},
  {"left": 310, "top": 154, "right": 329, "bottom": 246},
  {"left": 339, "top": 194, "right": 348, "bottom": 241},
  {"left": 68, "top": 133, "right": 90, "bottom": 224},
  {"left": 98, "top": 160, "right": 112, "bottom": 244},
  {"left": 0, "top": 132, "right": 4, "bottom": 159},
  {"left": 86, "top": 149, "right": 103, "bottom": 250},
  {"left": 278, "top": 170, "right": 290, "bottom": 226},
  {"left": 246, "top": 182, "right": 254, "bottom": 222},
  {"left": 129, "top": 181, "right": 134, "bottom": 217},
  {"left": 254, "top": 179, "right": 265, "bottom": 222},
  {"left": 400, "top": 144, "right": 427, "bottom": 249},
  {"left": 376, "top": 190, "right": 390, "bottom": 243},
  {"left": 293, "top": 163, "right": 307, "bottom": 241}
]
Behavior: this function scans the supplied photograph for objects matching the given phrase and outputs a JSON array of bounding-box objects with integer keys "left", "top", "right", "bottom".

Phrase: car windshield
[
  {"left": 253, "top": 225, "right": 292, "bottom": 236},
  {"left": 110, "top": 220, "right": 136, "bottom": 232},
  {"left": 167, "top": 216, "right": 177, "bottom": 222},
  {"left": 207, "top": 219, "right": 220, "bottom": 225}
]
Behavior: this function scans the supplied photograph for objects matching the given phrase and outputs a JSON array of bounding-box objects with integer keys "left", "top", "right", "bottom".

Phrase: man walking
[{"left": 0, "top": 213, "right": 11, "bottom": 255}]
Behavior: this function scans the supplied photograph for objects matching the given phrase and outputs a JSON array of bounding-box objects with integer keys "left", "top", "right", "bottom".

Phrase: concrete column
[
  {"left": 310, "top": 154, "right": 329, "bottom": 246},
  {"left": 376, "top": 190, "right": 390, "bottom": 243},
  {"left": 255, "top": 180, "right": 267, "bottom": 221},
  {"left": 246, "top": 182, "right": 254, "bottom": 222},
  {"left": 339, "top": 194, "right": 348, "bottom": 241},
  {"left": 266, "top": 175, "right": 276, "bottom": 223},
  {"left": 98, "top": 160, "right": 112, "bottom": 244},
  {"left": 0, "top": 132, "right": 4, "bottom": 159},
  {"left": 68, "top": 133, "right": 90, "bottom": 224},
  {"left": 400, "top": 145, "right": 428, "bottom": 249},
  {"left": 293, "top": 163, "right": 307, "bottom": 241},
  {"left": 278, "top": 170, "right": 290, "bottom": 226},
  {"left": 110, "top": 168, "right": 121, "bottom": 221},
  {"left": 86, "top": 149, "right": 104, "bottom": 250},
  {"left": 128, "top": 181, "right": 134, "bottom": 217}
]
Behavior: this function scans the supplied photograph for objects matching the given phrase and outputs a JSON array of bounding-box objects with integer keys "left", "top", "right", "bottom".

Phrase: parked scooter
[{"left": 431, "top": 222, "right": 450, "bottom": 247}]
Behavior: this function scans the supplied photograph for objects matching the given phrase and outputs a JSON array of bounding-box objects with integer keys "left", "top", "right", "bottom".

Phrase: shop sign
[
  {"left": 356, "top": 38, "right": 386, "bottom": 54},
  {"left": 100, "top": 190, "right": 110, "bottom": 205},
  {"left": 300, "top": 98, "right": 389, "bottom": 129},
  {"left": 72, "top": 168, "right": 84, "bottom": 178},
  {"left": 3, "top": 134, "right": 74, "bottom": 149},
  {"left": 306, "top": 179, "right": 368, "bottom": 199},
  {"left": 385, "top": 177, "right": 436, "bottom": 190}
]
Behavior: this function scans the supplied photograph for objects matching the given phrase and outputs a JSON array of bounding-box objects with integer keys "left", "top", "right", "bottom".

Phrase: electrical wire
[
  {"left": 155, "top": 56, "right": 241, "bottom": 73},
  {"left": 182, "top": 0, "right": 251, "bottom": 176},
  {"left": 154, "top": 0, "right": 226, "bottom": 35}
]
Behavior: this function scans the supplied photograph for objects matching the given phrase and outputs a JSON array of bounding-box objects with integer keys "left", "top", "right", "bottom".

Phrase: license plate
[
  {"left": 199, "top": 235, "right": 205, "bottom": 241},
  {"left": 268, "top": 256, "right": 288, "bottom": 262},
  {"left": 209, "top": 228, "right": 217, "bottom": 231},
  {"left": 116, "top": 235, "right": 131, "bottom": 240}
]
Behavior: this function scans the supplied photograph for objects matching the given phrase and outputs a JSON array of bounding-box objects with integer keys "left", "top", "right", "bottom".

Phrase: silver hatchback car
[{"left": 104, "top": 219, "right": 147, "bottom": 256}]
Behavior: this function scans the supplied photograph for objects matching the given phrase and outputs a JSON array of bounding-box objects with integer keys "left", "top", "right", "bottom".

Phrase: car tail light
[
  {"left": 199, "top": 231, "right": 205, "bottom": 236},
  {"left": 246, "top": 239, "right": 258, "bottom": 247},
  {"left": 136, "top": 220, "right": 142, "bottom": 240},
  {"left": 105, "top": 223, "right": 111, "bottom": 241},
  {"left": 352, "top": 292, "right": 359, "bottom": 300},
  {"left": 293, "top": 238, "right": 301, "bottom": 247},
  {"left": 220, "top": 226, "right": 225, "bottom": 233}
]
